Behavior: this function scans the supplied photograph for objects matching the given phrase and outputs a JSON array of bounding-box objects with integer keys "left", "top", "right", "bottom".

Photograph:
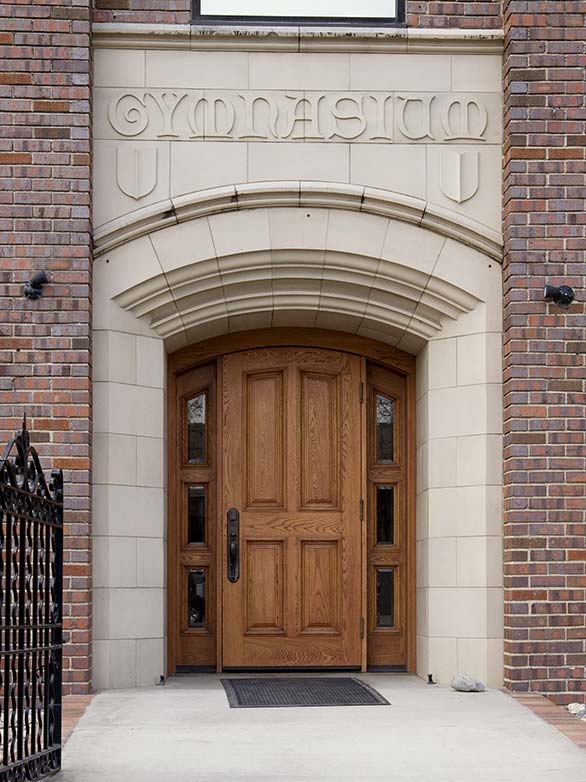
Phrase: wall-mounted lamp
[
  {"left": 24, "top": 271, "right": 51, "bottom": 300},
  {"left": 544, "top": 284, "right": 576, "bottom": 309}
]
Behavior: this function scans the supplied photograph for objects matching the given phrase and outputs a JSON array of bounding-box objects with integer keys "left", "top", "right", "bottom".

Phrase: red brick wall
[
  {"left": 503, "top": 0, "right": 586, "bottom": 704},
  {"left": 92, "top": 1, "right": 190, "bottom": 24},
  {"left": 407, "top": 1, "right": 502, "bottom": 28},
  {"left": 0, "top": 1, "right": 92, "bottom": 695}
]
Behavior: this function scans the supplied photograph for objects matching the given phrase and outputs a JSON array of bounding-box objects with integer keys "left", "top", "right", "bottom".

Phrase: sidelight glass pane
[
  {"left": 188, "top": 569, "right": 206, "bottom": 629},
  {"left": 375, "top": 393, "right": 394, "bottom": 463},
  {"left": 376, "top": 568, "right": 395, "bottom": 628},
  {"left": 376, "top": 485, "right": 394, "bottom": 545},
  {"left": 187, "top": 485, "right": 206, "bottom": 544},
  {"left": 187, "top": 393, "right": 206, "bottom": 463}
]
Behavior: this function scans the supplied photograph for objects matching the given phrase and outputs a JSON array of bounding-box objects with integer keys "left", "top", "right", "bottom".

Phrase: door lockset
[{"left": 227, "top": 507, "right": 239, "bottom": 583}]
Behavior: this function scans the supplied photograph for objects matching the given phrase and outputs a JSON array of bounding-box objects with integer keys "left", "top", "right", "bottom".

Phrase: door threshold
[
  {"left": 174, "top": 665, "right": 408, "bottom": 674},
  {"left": 221, "top": 666, "right": 361, "bottom": 673}
]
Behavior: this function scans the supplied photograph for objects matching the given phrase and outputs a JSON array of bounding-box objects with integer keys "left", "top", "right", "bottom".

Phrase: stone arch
[
  {"left": 94, "top": 185, "right": 502, "bottom": 354},
  {"left": 94, "top": 181, "right": 502, "bottom": 260}
]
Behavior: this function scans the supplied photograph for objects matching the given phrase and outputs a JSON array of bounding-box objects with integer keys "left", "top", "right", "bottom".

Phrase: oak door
[{"left": 221, "top": 348, "right": 362, "bottom": 668}]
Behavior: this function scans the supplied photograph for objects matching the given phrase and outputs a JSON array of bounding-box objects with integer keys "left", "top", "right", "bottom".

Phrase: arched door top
[{"left": 97, "top": 202, "right": 490, "bottom": 355}]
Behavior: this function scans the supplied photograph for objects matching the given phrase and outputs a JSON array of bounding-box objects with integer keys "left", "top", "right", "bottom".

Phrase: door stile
[
  {"left": 406, "top": 368, "right": 417, "bottom": 673},
  {"left": 285, "top": 364, "right": 299, "bottom": 643},
  {"left": 360, "top": 358, "right": 368, "bottom": 672},
  {"left": 167, "top": 361, "right": 178, "bottom": 674}
]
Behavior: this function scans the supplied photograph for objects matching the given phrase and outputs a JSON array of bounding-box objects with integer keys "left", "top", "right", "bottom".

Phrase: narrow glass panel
[
  {"left": 375, "top": 393, "right": 394, "bottom": 463},
  {"left": 376, "top": 485, "right": 394, "bottom": 545},
  {"left": 188, "top": 569, "right": 206, "bottom": 629},
  {"left": 376, "top": 568, "right": 394, "bottom": 628},
  {"left": 187, "top": 485, "right": 206, "bottom": 544},
  {"left": 187, "top": 393, "right": 206, "bottom": 463}
]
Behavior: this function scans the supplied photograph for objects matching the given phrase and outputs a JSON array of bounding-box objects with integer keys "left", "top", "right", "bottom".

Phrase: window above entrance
[{"left": 193, "top": 0, "right": 403, "bottom": 25}]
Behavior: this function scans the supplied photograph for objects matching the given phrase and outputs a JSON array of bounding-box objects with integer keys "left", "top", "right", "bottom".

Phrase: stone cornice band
[{"left": 92, "top": 23, "right": 504, "bottom": 54}]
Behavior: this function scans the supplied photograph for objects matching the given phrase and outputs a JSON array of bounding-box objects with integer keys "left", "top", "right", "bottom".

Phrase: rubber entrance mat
[{"left": 221, "top": 677, "right": 389, "bottom": 708}]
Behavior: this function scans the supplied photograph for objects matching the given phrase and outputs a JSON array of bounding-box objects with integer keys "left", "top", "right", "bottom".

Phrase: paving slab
[{"left": 60, "top": 674, "right": 586, "bottom": 782}]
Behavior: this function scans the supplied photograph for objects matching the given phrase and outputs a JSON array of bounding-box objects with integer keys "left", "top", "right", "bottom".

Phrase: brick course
[
  {"left": 407, "top": 1, "right": 502, "bottom": 28},
  {"left": 503, "top": 0, "right": 586, "bottom": 704},
  {"left": 92, "top": 1, "right": 191, "bottom": 24},
  {"left": 0, "top": 1, "right": 92, "bottom": 695}
]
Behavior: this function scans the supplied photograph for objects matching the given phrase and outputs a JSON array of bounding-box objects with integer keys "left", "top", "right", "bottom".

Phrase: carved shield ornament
[
  {"left": 440, "top": 150, "right": 479, "bottom": 204},
  {"left": 116, "top": 146, "right": 158, "bottom": 201}
]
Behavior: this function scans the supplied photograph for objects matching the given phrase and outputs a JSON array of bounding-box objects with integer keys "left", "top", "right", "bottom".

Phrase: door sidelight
[{"left": 227, "top": 508, "right": 239, "bottom": 583}]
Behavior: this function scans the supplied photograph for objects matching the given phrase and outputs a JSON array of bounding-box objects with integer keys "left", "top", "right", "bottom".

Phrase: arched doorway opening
[
  {"left": 167, "top": 329, "right": 416, "bottom": 673},
  {"left": 92, "top": 196, "right": 503, "bottom": 690}
]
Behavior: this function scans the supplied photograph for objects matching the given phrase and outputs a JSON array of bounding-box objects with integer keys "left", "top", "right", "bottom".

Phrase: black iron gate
[{"left": 0, "top": 419, "right": 63, "bottom": 781}]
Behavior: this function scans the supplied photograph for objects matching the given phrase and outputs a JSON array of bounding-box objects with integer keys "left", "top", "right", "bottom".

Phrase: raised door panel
[
  {"left": 246, "top": 372, "right": 284, "bottom": 509},
  {"left": 245, "top": 541, "right": 285, "bottom": 634},
  {"left": 300, "top": 541, "right": 340, "bottom": 634},
  {"left": 301, "top": 372, "right": 339, "bottom": 509}
]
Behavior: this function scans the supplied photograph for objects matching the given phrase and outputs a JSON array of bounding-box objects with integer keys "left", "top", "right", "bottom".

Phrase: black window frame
[{"left": 192, "top": 0, "right": 405, "bottom": 27}]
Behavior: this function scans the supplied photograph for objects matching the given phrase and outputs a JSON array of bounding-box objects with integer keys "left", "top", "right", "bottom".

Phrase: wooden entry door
[{"left": 221, "top": 348, "right": 362, "bottom": 668}]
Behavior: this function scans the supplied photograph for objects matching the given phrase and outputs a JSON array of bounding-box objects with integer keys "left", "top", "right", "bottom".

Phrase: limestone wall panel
[{"left": 91, "top": 38, "right": 504, "bottom": 690}]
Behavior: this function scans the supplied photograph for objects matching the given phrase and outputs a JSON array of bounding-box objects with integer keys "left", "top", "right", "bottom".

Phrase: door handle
[{"left": 227, "top": 507, "right": 239, "bottom": 583}]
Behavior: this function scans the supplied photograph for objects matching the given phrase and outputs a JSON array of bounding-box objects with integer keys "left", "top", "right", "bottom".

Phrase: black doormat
[{"left": 221, "top": 677, "right": 389, "bottom": 708}]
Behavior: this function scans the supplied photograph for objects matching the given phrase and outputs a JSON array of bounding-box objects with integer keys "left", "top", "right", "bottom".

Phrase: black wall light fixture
[
  {"left": 543, "top": 284, "right": 576, "bottom": 309},
  {"left": 24, "top": 271, "right": 51, "bottom": 300}
]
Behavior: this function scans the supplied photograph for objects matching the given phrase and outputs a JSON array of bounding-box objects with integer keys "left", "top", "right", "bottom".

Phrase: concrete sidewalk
[{"left": 60, "top": 674, "right": 586, "bottom": 782}]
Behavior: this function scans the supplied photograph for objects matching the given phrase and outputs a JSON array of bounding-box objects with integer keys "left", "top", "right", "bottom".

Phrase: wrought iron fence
[{"left": 0, "top": 418, "right": 63, "bottom": 781}]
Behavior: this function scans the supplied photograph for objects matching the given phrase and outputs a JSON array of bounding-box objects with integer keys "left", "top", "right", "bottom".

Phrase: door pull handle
[{"left": 227, "top": 507, "right": 239, "bottom": 583}]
